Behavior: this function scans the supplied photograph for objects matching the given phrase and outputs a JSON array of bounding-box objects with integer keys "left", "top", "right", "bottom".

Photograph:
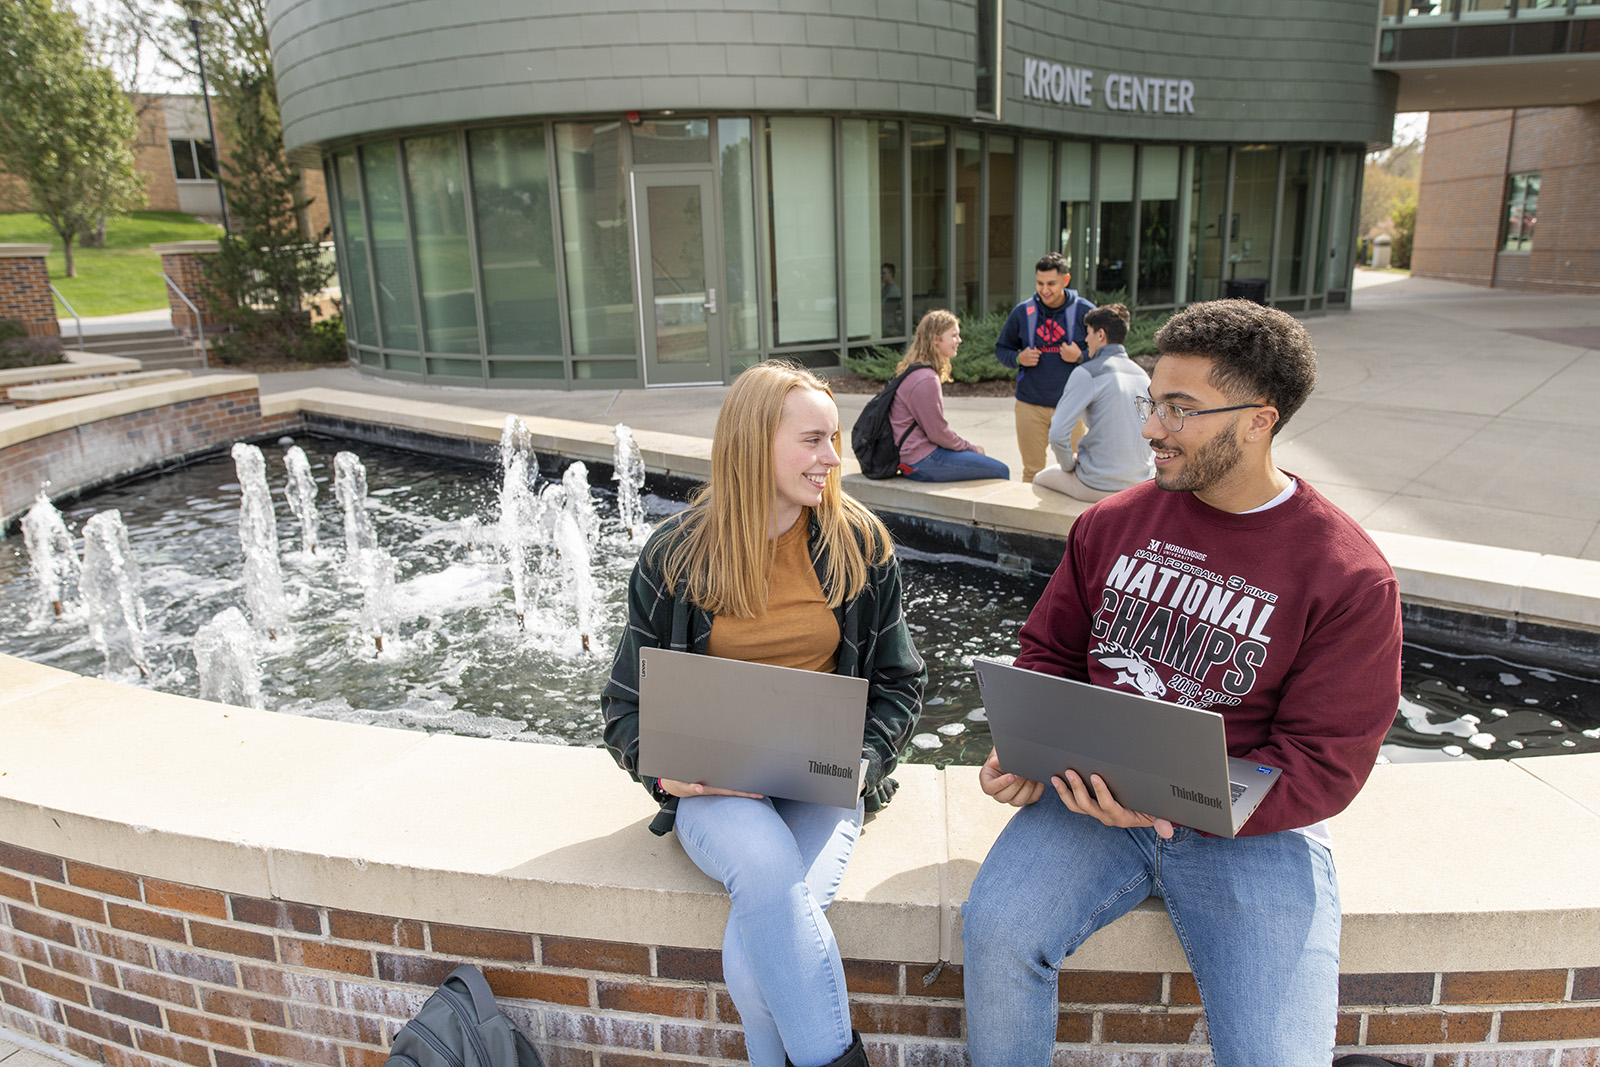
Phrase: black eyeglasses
[{"left": 1133, "top": 396, "right": 1267, "bottom": 433}]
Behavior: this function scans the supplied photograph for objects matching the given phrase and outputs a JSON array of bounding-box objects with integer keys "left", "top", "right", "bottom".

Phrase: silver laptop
[
  {"left": 972, "top": 657, "right": 1280, "bottom": 838},
  {"left": 637, "top": 648, "right": 870, "bottom": 809}
]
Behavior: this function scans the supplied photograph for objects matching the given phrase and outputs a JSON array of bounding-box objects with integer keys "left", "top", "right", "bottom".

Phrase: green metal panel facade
[{"left": 269, "top": 0, "right": 1396, "bottom": 154}]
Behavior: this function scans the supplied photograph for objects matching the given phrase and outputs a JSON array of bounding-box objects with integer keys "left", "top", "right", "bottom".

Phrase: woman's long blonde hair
[
  {"left": 894, "top": 309, "right": 959, "bottom": 383},
  {"left": 658, "top": 361, "right": 893, "bottom": 617}
]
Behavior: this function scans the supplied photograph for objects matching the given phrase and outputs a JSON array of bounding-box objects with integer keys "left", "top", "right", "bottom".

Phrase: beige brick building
[{"left": 1, "top": 93, "right": 330, "bottom": 239}]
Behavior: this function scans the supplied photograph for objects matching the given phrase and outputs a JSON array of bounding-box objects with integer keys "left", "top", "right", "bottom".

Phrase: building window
[
  {"left": 404, "top": 133, "right": 480, "bottom": 356},
  {"left": 766, "top": 116, "right": 837, "bottom": 346},
  {"left": 468, "top": 125, "right": 561, "bottom": 356},
  {"left": 1502, "top": 172, "right": 1539, "bottom": 253},
  {"left": 975, "top": 0, "right": 1001, "bottom": 119},
  {"left": 170, "top": 138, "right": 217, "bottom": 181},
  {"left": 554, "top": 121, "right": 636, "bottom": 358}
]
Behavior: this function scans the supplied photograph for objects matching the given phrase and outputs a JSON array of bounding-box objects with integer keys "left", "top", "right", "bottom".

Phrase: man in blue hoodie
[{"left": 994, "top": 252, "right": 1097, "bottom": 482}]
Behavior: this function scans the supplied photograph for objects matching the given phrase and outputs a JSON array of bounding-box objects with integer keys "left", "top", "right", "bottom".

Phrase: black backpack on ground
[
  {"left": 850, "top": 367, "right": 923, "bottom": 479},
  {"left": 386, "top": 964, "right": 543, "bottom": 1067}
]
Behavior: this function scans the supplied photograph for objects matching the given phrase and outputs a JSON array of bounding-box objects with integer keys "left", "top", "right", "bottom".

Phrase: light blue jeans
[
  {"left": 961, "top": 797, "right": 1340, "bottom": 1067},
  {"left": 673, "top": 794, "right": 864, "bottom": 1067},
  {"left": 902, "top": 446, "right": 1011, "bottom": 482}
]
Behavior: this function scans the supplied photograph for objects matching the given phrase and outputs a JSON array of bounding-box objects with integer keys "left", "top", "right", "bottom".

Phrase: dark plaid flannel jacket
[{"left": 601, "top": 509, "right": 926, "bottom": 835}]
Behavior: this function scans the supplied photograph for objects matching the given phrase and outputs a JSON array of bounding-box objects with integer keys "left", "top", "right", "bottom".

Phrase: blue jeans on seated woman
[
  {"left": 960, "top": 797, "right": 1340, "bottom": 1067},
  {"left": 673, "top": 793, "right": 864, "bottom": 1067},
  {"left": 902, "top": 446, "right": 1011, "bottom": 482}
]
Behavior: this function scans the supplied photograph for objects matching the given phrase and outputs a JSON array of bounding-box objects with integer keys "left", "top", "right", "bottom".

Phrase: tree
[
  {"left": 1391, "top": 197, "right": 1417, "bottom": 270},
  {"left": 1361, "top": 163, "right": 1417, "bottom": 238},
  {"left": 203, "top": 71, "right": 337, "bottom": 362},
  {"left": 0, "top": 0, "right": 143, "bottom": 277},
  {"left": 146, "top": 0, "right": 338, "bottom": 362}
]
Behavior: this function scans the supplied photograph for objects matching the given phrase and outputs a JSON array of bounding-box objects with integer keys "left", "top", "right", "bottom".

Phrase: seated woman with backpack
[{"left": 890, "top": 310, "right": 1011, "bottom": 482}]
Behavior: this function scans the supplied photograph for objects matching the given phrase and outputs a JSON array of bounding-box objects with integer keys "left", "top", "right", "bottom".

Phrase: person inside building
[
  {"left": 891, "top": 310, "right": 1011, "bottom": 482},
  {"left": 1033, "top": 303, "right": 1154, "bottom": 502},
  {"left": 961, "top": 299, "right": 1404, "bottom": 1067},
  {"left": 993, "top": 252, "right": 1097, "bottom": 483},
  {"left": 602, "top": 360, "right": 925, "bottom": 1067}
]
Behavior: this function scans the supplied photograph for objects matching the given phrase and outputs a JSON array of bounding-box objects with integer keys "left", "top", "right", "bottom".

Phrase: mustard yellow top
[{"left": 706, "top": 510, "right": 840, "bottom": 672}]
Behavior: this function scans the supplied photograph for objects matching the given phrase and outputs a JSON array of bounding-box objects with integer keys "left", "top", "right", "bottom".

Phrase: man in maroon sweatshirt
[{"left": 962, "top": 299, "right": 1403, "bottom": 1067}]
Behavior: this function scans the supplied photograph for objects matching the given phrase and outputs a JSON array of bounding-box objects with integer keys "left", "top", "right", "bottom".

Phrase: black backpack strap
[{"left": 446, "top": 964, "right": 499, "bottom": 1026}]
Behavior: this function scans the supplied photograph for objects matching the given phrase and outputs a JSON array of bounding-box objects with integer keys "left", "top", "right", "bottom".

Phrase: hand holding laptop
[
  {"left": 656, "top": 778, "right": 764, "bottom": 800},
  {"left": 1053, "top": 769, "right": 1175, "bottom": 840},
  {"left": 978, "top": 750, "right": 1045, "bottom": 807}
]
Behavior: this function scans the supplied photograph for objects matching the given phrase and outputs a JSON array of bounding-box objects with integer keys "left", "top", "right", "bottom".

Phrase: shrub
[
  {"left": 846, "top": 310, "right": 1017, "bottom": 384},
  {"left": 210, "top": 313, "right": 346, "bottom": 366},
  {"left": 0, "top": 334, "right": 65, "bottom": 369},
  {"left": 0, "top": 318, "right": 29, "bottom": 343},
  {"left": 1391, "top": 196, "right": 1417, "bottom": 270},
  {"left": 845, "top": 303, "right": 1173, "bottom": 379}
]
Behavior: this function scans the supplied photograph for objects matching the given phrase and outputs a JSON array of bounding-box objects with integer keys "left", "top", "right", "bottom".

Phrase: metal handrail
[
  {"left": 161, "top": 273, "right": 209, "bottom": 370},
  {"left": 48, "top": 284, "right": 86, "bottom": 352}
]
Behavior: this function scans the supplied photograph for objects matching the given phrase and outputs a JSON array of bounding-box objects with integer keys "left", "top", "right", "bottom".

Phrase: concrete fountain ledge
[{"left": 3, "top": 378, "right": 1600, "bottom": 1066}]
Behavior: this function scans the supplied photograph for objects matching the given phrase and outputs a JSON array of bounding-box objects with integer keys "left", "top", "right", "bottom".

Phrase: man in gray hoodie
[{"left": 1033, "top": 304, "right": 1155, "bottom": 502}]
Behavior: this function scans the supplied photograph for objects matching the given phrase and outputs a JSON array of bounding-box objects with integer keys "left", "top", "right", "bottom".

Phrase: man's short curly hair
[{"left": 1153, "top": 299, "right": 1317, "bottom": 434}]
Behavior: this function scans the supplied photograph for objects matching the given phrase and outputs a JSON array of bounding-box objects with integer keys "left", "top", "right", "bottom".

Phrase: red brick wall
[
  {"left": 4, "top": 840, "right": 1599, "bottom": 1067},
  {"left": 1411, "top": 110, "right": 1512, "bottom": 287},
  {"left": 0, "top": 389, "right": 299, "bottom": 528},
  {"left": 1413, "top": 104, "right": 1600, "bottom": 294},
  {"left": 158, "top": 251, "right": 227, "bottom": 330},
  {"left": 0, "top": 254, "right": 62, "bottom": 337}
]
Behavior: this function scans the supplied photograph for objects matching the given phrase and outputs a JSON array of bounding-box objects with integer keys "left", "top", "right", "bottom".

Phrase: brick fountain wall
[
  {"left": 3, "top": 841, "right": 1599, "bottom": 1067},
  {"left": 0, "top": 377, "right": 298, "bottom": 529}
]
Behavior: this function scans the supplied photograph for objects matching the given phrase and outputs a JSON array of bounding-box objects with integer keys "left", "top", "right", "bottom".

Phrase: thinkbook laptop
[
  {"left": 972, "top": 657, "right": 1280, "bottom": 838},
  {"left": 637, "top": 648, "right": 870, "bottom": 809}
]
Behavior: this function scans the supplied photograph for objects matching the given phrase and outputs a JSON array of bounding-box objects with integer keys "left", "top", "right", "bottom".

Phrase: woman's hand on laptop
[
  {"left": 658, "top": 778, "right": 765, "bottom": 800},
  {"left": 979, "top": 750, "right": 1045, "bottom": 807},
  {"left": 1054, "top": 770, "right": 1176, "bottom": 840}
]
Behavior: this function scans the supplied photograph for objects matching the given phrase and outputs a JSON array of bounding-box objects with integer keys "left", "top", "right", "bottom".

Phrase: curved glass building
[{"left": 268, "top": 0, "right": 1398, "bottom": 388}]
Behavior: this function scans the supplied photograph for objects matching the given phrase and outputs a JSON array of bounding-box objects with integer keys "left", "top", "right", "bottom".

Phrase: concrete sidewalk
[{"left": 233, "top": 272, "right": 1596, "bottom": 561}]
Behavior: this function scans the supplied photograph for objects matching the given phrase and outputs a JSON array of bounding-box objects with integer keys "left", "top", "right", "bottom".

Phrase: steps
[{"left": 74, "top": 326, "right": 208, "bottom": 371}]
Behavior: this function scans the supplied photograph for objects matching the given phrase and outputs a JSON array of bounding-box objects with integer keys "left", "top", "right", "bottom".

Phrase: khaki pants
[
  {"left": 1033, "top": 463, "right": 1118, "bottom": 503},
  {"left": 1014, "top": 401, "right": 1085, "bottom": 483}
]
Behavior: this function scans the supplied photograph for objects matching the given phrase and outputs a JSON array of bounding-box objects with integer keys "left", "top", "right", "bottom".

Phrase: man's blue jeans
[
  {"left": 674, "top": 794, "right": 863, "bottom": 1067},
  {"left": 902, "top": 446, "right": 1011, "bottom": 482},
  {"left": 961, "top": 797, "right": 1340, "bottom": 1066}
]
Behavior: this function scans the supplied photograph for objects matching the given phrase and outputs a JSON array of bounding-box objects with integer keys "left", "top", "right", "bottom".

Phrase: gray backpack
[{"left": 386, "top": 965, "right": 543, "bottom": 1067}]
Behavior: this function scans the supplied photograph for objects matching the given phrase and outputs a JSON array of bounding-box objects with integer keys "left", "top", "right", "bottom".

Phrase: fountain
[
  {"left": 334, "top": 450, "right": 378, "bottom": 560},
  {"left": 194, "top": 606, "right": 263, "bottom": 708},
  {"left": 282, "top": 445, "right": 320, "bottom": 556},
  {"left": 612, "top": 424, "right": 649, "bottom": 541},
  {"left": 21, "top": 492, "right": 77, "bottom": 620},
  {"left": 78, "top": 509, "right": 150, "bottom": 678},
  {"left": 497, "top": 416, "right": 539, "bottom": 628},
  {"left": 1, "top": 435, "right": 1595, "bottom": 759},
  {"left": 232, "top": 443, "right": 289, "bottom": 639}
]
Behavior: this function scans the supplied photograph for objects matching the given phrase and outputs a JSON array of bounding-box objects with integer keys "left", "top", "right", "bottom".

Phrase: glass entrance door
[{"left": 634, "top": 171, "right": 722, "bottom": 385}]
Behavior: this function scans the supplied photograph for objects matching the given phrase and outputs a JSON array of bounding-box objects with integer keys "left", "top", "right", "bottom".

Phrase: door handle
[{"left": 702, "top": 288, "right": 717, "bottom": 314}]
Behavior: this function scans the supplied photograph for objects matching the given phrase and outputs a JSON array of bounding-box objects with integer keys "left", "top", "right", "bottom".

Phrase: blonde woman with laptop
[{"left": 602, "top": 360, "right": 925, "bottom": 1067}]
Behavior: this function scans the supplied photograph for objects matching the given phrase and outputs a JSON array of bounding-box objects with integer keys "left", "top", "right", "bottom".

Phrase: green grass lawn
[{"left": 0, "top": 211, "right": 224, "bottom": 318}]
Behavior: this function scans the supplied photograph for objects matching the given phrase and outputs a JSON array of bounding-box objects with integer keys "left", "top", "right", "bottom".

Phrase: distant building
[
  {"left": 0, "top": 93, "right": 329, "bottom": 240},
  {"left": 1410, "top": 104, "right": 1600, "bottom": 295},
  {"left": 264, "top": 0, "right": 1395, "bottom": 390}
]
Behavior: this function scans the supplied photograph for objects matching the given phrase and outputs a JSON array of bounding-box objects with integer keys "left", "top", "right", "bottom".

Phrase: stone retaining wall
[
  {"left": 4, "top": 843, "right": 1598, "bottom": 1067},
  {"left": 0, "top": 377, "right": 297, "bottom": 529}
]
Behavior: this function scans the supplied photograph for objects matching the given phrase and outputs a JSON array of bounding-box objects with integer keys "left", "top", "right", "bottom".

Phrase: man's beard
[{"left": 1152, "top": 418, "right": 1243, "bottom": 494}]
